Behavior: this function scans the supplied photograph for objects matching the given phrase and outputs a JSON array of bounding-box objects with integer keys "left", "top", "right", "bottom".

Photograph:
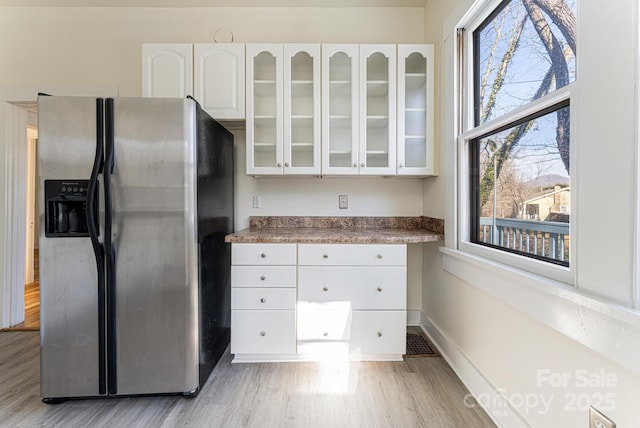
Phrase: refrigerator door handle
[
  {"left": 87, "top": 98, "right": 107, "bottom": 395},
  {"left": 104, "top": 98, "right": 117, "bottom": 395}
]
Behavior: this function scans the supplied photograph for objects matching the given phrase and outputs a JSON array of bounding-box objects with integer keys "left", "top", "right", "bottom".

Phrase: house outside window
[{"left": 458, "top": 0, "right": 577, "bottom": 276}]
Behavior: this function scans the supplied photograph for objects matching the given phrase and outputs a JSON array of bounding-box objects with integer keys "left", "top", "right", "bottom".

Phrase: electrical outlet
[
  {"left": 338, "top": 194, "right": 348, "bottom": 209},
  {"left": 252, "top": 195, "right": 261, "bottom": 209},
  {"left": 589, "top": 407, "right": 616, "bottom": 428}
]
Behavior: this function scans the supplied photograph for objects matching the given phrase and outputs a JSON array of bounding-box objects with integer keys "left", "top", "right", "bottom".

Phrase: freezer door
[
  {"left": 110, "top": 98, "right": 199, "bottom": 395},
  {"left": 38, "top": 96, "right": 102, "bottom": 398}
]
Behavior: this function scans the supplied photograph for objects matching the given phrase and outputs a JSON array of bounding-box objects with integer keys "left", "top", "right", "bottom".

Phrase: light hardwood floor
[{"left": 0, "top": 329, "right": 495, "bottom": 428}]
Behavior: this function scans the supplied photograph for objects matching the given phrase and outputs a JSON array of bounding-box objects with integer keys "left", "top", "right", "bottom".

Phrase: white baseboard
[
  {"left": 407, "top": 309, "right": 421, "bottom": 326},
  {"left": 419, "top": 312, "right": 529, "bottom": 428}
]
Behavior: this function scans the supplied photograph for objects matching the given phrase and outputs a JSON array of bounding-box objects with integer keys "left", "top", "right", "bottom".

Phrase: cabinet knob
[
  {"left": 360, "top": 163, "right": 365, "bottom": 168},
  {"left": 322, "top": 254, "right": 328, "bottom": 259},
  {"left": 260, "top": 275, "right": 266, "bottom": 281},
  {"left": 377, "top": 287, "right": 382, "bottom": 292},
  {"left": 377, "top": 254, "right": 383, "bottom": 259},
  {"left": 353, "top": 163, "right": 358, "bottom": 168},
  {"left": 284, "top": 162, "right": 289, "bottom": 167},
  {"left": 322, "top": 287, "right": 328, "bottom": 292},
  {"left": 261, "top": 253, "right": 266, "bottom": 258},
  {"left": 277, "top": 163, "right": 282, "bottom": 167},
  {"left": 323, "top": 332, "right": 328, "bottom": 337},
  {"left": 399, "top": 163, "right": 405, "bottom": 168},
  {"left": 377, "top": 332, "right": 382, "bottom": 338},
  {"left": 260, "top": 298, "right": 266, "bottom": 303},
  {"left": 260, "top": 331, "right": 266, "bottom": 337}
]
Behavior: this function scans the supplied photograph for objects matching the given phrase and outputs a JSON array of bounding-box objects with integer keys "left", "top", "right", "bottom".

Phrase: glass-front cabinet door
[
  {"left": 322, "top": 44, "right": 359, "bottom": 175},
  {"left": 246, "top": 44, "right": 283, "bottom": 175},
  {"left": 359, "top": 45, "right": 396, "bottom": 176},
  {"left": 284, "top": 44, "right": 321, "bottom": 175},
  {"left": 397, "top": 44, "right": 435, "bottom": 176}
]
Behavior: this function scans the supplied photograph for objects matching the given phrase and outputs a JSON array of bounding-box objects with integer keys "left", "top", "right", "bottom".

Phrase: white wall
[
  {"left": 0, "top": 6, "right": 428, "bottom": 319},
  {"left": 0, "top": 7, "right": 424, "bottom": 97},
  {"left": 423, "top": 0, "right": 640, "bottom": 426}
]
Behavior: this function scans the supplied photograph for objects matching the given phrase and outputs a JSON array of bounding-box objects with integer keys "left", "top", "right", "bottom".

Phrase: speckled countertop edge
[{"left": 225, "top": 216, "right": 444, "bottom": 244}]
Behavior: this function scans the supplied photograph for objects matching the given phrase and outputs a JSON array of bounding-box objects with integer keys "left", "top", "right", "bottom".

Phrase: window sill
[{"left": 440, "top": 247, "right": 640, "bottom": 376}]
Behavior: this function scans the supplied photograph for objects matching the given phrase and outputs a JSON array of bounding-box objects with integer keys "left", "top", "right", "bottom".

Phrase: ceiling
[{"left": 0, "top": 0, "right": 427, "bottom": 7}]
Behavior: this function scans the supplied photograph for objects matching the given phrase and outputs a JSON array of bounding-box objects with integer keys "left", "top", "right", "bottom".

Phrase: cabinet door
[
  {"left": 246, "top": 44, "right": 284, "bottom": 175},
  {"left": 194, "top": 43, "right": 245, "bottom": 120},
  {"left": 284, "top": 44, "right": 321, "bottom": 175},
  {"left": 359, "top": 45, "right": 396, "bottom": 175},
  {"left": 142, "top": 44, "right": 193, "bottom": 98},
  {"left": 321, "top": 44, "right": 359, "bottom": 175},
  {"left": 397, "top": 44, "right": 435, "bottom": 176}
]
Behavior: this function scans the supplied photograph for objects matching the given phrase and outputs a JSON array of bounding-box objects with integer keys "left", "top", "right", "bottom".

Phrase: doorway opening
[{"left": 2, "top": 104, "right": 39, "bottom": 331}]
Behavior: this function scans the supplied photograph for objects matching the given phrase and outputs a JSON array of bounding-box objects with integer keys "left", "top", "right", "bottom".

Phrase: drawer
[
  {"left": 350, "top": 311, "right": 406, "bottom": 355},
  {"left": 298, "top": 244, "right": 406, "bottom": 266},
  {"left": 231, "top": 243, "right": 297, "bottom": 265},
  {"left": 297, "top": 302, "right": 353, "bottom": 341},
  {"left": 297, "top": 309, "right": 406, "bottom": 356},
  {"left": 232, "top": 288, "right": 296, "bottom": 310},
  {"left": 298, "top": 266, "right": 406, "bottom": 310},
  {"left": 232, "top": 266, "right": 296, "bottom": 288},
  {"left": 231, "top": 310, "right": 296, "bottom": 354}
]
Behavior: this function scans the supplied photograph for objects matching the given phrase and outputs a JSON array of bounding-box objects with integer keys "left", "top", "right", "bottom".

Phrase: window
[{"left": 460, "top": 0, "right": 577, "bottom": 273}]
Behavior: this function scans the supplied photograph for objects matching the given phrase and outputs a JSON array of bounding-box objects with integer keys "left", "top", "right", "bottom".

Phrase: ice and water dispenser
[{"left": 44, "top": 180, "right": 97, "bottom": 237}]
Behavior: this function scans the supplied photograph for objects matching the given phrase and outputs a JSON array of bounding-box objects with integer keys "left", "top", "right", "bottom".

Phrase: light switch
[{"left": 339, "top": 194, "right": 348, "bottom": 209}]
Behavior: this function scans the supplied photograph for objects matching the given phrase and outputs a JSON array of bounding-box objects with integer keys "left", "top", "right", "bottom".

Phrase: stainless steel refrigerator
[{"left": 38, "top": 96, "right": 234, "bottom": 402}]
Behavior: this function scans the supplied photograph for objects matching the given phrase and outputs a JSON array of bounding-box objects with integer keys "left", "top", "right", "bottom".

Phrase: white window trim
[{"left": 456, "top": 4, "right": 576, "bottom": 285}]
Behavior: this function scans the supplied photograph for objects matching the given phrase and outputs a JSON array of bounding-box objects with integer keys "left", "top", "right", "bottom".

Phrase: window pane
[
  {"left": 474, "top": 0, "right": 576, "bottom": 125},
  {"left": 471, "top": 104, "right": 570, "bottom": 266}
]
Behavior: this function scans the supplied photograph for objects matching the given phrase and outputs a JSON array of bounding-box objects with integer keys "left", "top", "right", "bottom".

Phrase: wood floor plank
[{"left": 0, "top": 331, "right": 496, "bottom": 428}]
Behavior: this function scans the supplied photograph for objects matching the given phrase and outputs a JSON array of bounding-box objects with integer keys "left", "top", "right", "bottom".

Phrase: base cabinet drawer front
[
  {"left": 298, "top": 244, "right": 406, "bottom": 266},
  {"left": 297, "top": 304, "right": 353, "bottom": 341},
  {"left": 297, "top": 309, "right": 406, "bottom": 355},
  {"left": 232, "top": 288, "right": 296, "bottom": 310},
  {"left": 232, "top": 266, "right": 297, "bottom": 287},
  {"left": 231, "top": 243, "right": 297, "bottom": 265},
  {"left": 350, "top": 311, "right": 406, "bottom": 355},
  {"left": 231, "top": 310, "right": 296, "bottom": 354},
  {"left": 298, "top": 266, "right": 406, "bottom": 309}
]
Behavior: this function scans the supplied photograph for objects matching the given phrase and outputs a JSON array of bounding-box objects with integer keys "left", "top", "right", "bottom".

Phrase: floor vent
[{"left": 405, "top": 332, "right": 439, "bottom": 358}]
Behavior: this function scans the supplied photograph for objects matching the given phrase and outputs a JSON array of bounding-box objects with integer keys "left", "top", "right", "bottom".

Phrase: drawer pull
[
  {"left": 377, "top": 332, "right": 382, "bottom": 338},
  {"left": 376, "top": 287, "right": 382, "bottom": 292},
  {"left": 260, "top": 253, "right": 266, "bottom": 258},
  {"left": 260, "top": 298, "right": 266, "bottom": 303},
  {"left": 322, "top": 254, "right": 328, "bottom": 259},
  {"left": 260, "top": 331, "right": 266, "bottom": 337},
  {"left": 323, "top": 332, "right": 328, "bottom": 337},
  {"left": 260, "top": 275, "right": 266, "bottom": 281},
  {"left": 377, "top": 254, "right": 383, "bottom": 259},
  {"left": 322, "top": 287, "right": 328, "bottom": 292}
]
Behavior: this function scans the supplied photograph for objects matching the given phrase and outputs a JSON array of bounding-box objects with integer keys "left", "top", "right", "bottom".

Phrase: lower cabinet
[{"left": 230, "top": 242, "right": 407, "bottom": 362}]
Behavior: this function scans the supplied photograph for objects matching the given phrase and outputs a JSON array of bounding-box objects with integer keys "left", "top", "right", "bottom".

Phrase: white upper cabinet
[
  {"left": 247, "top": 44, "right": 321, "bottom": 176},
  {"left": 246, "top": 44, "right": 284, "bottom": 175},
  {"left": 142, "top": 44, "right": 193, "bottom": 99},
  {"left": 194, "top": 44, "right": 245, "bottom": 120},
  {"left": 142, "top": 43, "right": 245, "bottom": 120},
  {"left": 397, "top": 44, "right": 435, "bottom": 176},
  {"left": 284, "top": 44, "right": 321, "bottom": 175},
  {"left": 322, "top": 44, "right": 359, "bottom": 175},
  {"left": 359, "top": 45, "right": 397, "bottom": 176}
]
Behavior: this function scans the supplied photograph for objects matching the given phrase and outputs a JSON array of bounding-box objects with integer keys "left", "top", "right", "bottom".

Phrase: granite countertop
[{"left": 224, "top": 216, "right": 444, "bottom": 244}]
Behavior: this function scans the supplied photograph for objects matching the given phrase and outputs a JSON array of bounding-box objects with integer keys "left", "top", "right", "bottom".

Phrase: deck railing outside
[{"left": 479, "top": 217, "right": 570, "bottom": 262}]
